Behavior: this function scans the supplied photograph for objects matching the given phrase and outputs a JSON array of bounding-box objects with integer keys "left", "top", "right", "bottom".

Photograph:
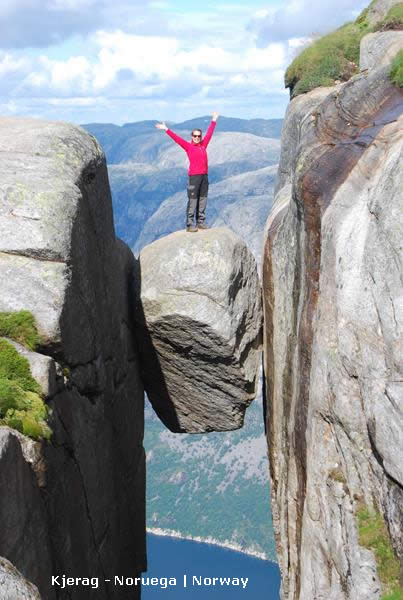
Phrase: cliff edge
[
  {"left": 0, "top": 117, "right": 146, "bottom": 599},
  {"left": 262, "top": 9, "right": 402, "bottom": 600}
]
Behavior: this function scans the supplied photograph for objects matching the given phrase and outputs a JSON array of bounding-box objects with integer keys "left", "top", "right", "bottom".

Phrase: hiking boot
[
  {"left": 197, "top": 223, "right": 209, "bottom": 230},
  {"left": 186, "top": 225, "right": 198, "bottom": 232}
]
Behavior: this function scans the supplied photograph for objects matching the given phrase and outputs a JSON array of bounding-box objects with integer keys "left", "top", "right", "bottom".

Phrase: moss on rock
[
  {"left": 389, "top": 49, "right": 403, "bottom": 86},
  {"left": 357, "top": 506, "right": 401, "bottom": 599},
  {"left": 0, "top": 310, "right": 41, "bottom": 350},
  {"left": 283, "top": 0, "right": 390, "bottom": 97},
  {"left": 285, "top": 22, "right": 366, "bottom": 97},
  {"left": 0, "top": 332, "right": 51, "bottom": 441}
]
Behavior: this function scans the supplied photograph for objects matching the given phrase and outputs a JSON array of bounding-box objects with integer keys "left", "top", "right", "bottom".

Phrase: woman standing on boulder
[{"left": 155, "top": 112, "right": 219, "bottom": 232}]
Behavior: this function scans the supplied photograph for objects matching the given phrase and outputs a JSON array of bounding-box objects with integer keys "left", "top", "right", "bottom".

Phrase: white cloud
[
  {"left": 248, "top": 0, "right": 368, "bottom": 46},
  {"left": 1, "top": 0, "right": 367, "bottom": 123},
  {"left": 0, "top": 0, "right": 154, "bottom": 49},
  {"left": 2, "top": 29, "right": 289, "bottom": 106}
]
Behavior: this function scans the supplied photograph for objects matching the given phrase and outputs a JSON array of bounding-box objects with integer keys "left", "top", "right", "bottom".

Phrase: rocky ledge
[{"left": 136, "top": 228, "right": 262, "bottom": 433}]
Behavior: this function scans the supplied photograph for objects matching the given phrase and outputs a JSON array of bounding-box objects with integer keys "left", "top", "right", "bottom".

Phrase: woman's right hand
[{"left": 155, "top": 122, "right": 168, "bottom": 130}]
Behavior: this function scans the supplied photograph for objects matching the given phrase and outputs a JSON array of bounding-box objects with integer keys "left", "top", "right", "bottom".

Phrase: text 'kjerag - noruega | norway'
[{"left": 51, "top": 575, "right": 249, "bottom": 589}]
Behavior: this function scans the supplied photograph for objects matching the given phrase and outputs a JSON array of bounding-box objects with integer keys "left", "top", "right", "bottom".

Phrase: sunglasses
[{"left": 192, "top": 134, "right": 201, "bottom": 138}]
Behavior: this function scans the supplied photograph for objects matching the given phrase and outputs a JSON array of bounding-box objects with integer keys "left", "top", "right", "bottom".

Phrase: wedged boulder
[{"left": 136, "top": 228, "right": 262, "bottom": 433}]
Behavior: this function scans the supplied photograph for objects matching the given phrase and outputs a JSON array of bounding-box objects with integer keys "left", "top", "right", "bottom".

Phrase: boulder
[
  {"left": 137, "top": 228, "right": 262, "bottom": 432},
  {"left": 0, "top": 557, "right": 41, "bottom": 600}
]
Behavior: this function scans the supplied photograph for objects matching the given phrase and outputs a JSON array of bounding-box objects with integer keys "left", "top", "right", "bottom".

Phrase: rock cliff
[
  {"left": 262, "top": 16, "right": 402, "bottom": 600},
  {"left": 0, "top": 116, "right": 266, "bottom": 598},
  {"left": 0, "top": 117, "right": 146, "bottom": 599},
  {"left": 136, "top": 228, "right": 262, "bottom": 433}
]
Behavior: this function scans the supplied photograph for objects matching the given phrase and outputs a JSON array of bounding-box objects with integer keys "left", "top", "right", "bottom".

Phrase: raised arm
[
  {"left": 155, "top": 121, "right": 190, "bottom": 150},
  {"left": 202, "top": 112, "right": 219, "bottom": 147}
]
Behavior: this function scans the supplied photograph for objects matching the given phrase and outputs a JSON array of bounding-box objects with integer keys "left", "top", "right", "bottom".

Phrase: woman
[{"left": 155, "top": 112, "right": 219, "bottom": 232}]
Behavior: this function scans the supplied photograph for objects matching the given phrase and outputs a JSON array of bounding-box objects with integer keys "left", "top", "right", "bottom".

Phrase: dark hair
[{"left": 191, "top": 129, "right": 202, "bottom": 137}]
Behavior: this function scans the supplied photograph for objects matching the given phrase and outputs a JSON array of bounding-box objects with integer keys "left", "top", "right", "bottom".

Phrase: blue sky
[{"left": 1, "top": 0, "right": 367, "bottom": 125}]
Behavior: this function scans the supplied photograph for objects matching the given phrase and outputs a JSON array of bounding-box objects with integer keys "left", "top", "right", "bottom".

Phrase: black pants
[{"left": 186, "top": 174, "right": 209, "bottom": 226}]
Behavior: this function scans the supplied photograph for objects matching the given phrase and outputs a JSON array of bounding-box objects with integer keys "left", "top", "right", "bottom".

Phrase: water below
[{"left": 142, "top": 534, "right": 281, "bottom": 599}]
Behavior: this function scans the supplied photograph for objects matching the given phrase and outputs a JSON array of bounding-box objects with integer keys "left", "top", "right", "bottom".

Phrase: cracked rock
[{"left": 136, "top": 227, "right": 262, "bottom": 433}]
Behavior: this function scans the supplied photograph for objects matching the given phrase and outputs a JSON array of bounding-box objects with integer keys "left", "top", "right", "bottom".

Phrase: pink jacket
[{"left": 166, "top": 121, "right": 216, "bottom": 175}]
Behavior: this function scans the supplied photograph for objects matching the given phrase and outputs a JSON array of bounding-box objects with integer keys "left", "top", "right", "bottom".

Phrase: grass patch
[
  {"left": 285, "top": 22, "right": 367, "bottom": 97},
  {"left": 389, "top": 49, "right": 403, "bottom": 87},
  {"left": 0, "top": 310, "right": 41, "bottom": 350},
  {"left": 0, "top": 336, "right": 51, "bottom": 441},
  {"left": 284, "top": 0, "right": 385, "bottom": 97},
  {"left": 285, "top": 0, "right": 403, "bottom": 97},
  {"left": 382, "top": 589, "right": 403, "bottom": 600},
  {"left": 357, "top": 506, "right": 401, "bottom": 599},
  {"left": 374, "top": 3, "right": 403, "bottom": 31}
]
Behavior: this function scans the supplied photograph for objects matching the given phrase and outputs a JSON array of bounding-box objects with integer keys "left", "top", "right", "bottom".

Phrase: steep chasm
[
  {"left": 0, "top": 116, "right": 265, "bottom": 598},
  {"left": 136, "top": 228, "right": 262, "bottom": 433},
  {"left": 0, "top": 117, "right": 145, "bottom": 599},
  {"left": 262, "top": 17, "right": 402, "bottom": 600}
]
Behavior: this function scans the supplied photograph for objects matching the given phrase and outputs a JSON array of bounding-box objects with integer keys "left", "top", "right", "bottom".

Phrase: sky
[{"left": 1, "top": 0, "right": 368, "bottom": 125}]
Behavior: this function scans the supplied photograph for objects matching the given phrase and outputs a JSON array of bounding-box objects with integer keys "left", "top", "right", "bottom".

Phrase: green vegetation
[
  {"left": 285, "top": 22, "right": 367, "bottom": 97},
  {"left": 382, "top": 590, "right": 403, "bottom": 600},
  {"left": 0, "top": 310, "right": 41, "bottom": 350},
  {"left": 389, "top": 50, "right": 403, "bottom": 87},
  {"left": 374, "top": 3, "right": 403, "bottom": 31},
  {"left": 0, "top": 312, "right": 51, "bottom": 441},
  {"left": 284, "top": 0, "right": 387, "bottom": 97},
  {"left": 285, "top": 0, "right": 403, "bottom": 97},
  {"left": 357, "top": 506, "right": 401, "bottom": 599}
]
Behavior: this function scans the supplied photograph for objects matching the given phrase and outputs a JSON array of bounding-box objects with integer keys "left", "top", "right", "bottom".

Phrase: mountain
[
  {"left": 145, "top": 389, "right": 277, "bottom": 561},
  {"left": 82, "top": 117, "right": 282, "bottom": 259},
  {"left": 83, "top": 116, "right": 283, "bottom": 164}
]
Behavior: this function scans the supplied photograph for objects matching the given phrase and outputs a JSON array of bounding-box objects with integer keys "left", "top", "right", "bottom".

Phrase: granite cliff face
[
  {"left": 262, "top": 20, "right": 402, "bottom": 600},
  {"left": 0, "top": 116, "right": 265, "bottom": 598},
  {"left": 0, "top": 117, "right": 146, "bottom": 599}
]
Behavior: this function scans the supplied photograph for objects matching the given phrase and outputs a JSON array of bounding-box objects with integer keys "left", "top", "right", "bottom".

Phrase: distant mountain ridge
[
  {"left": 82, "top": 116, "right": 283, "bottom": 165},
  {"left": 82, "top": 116, "right": 283, "bottom": 257}
]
